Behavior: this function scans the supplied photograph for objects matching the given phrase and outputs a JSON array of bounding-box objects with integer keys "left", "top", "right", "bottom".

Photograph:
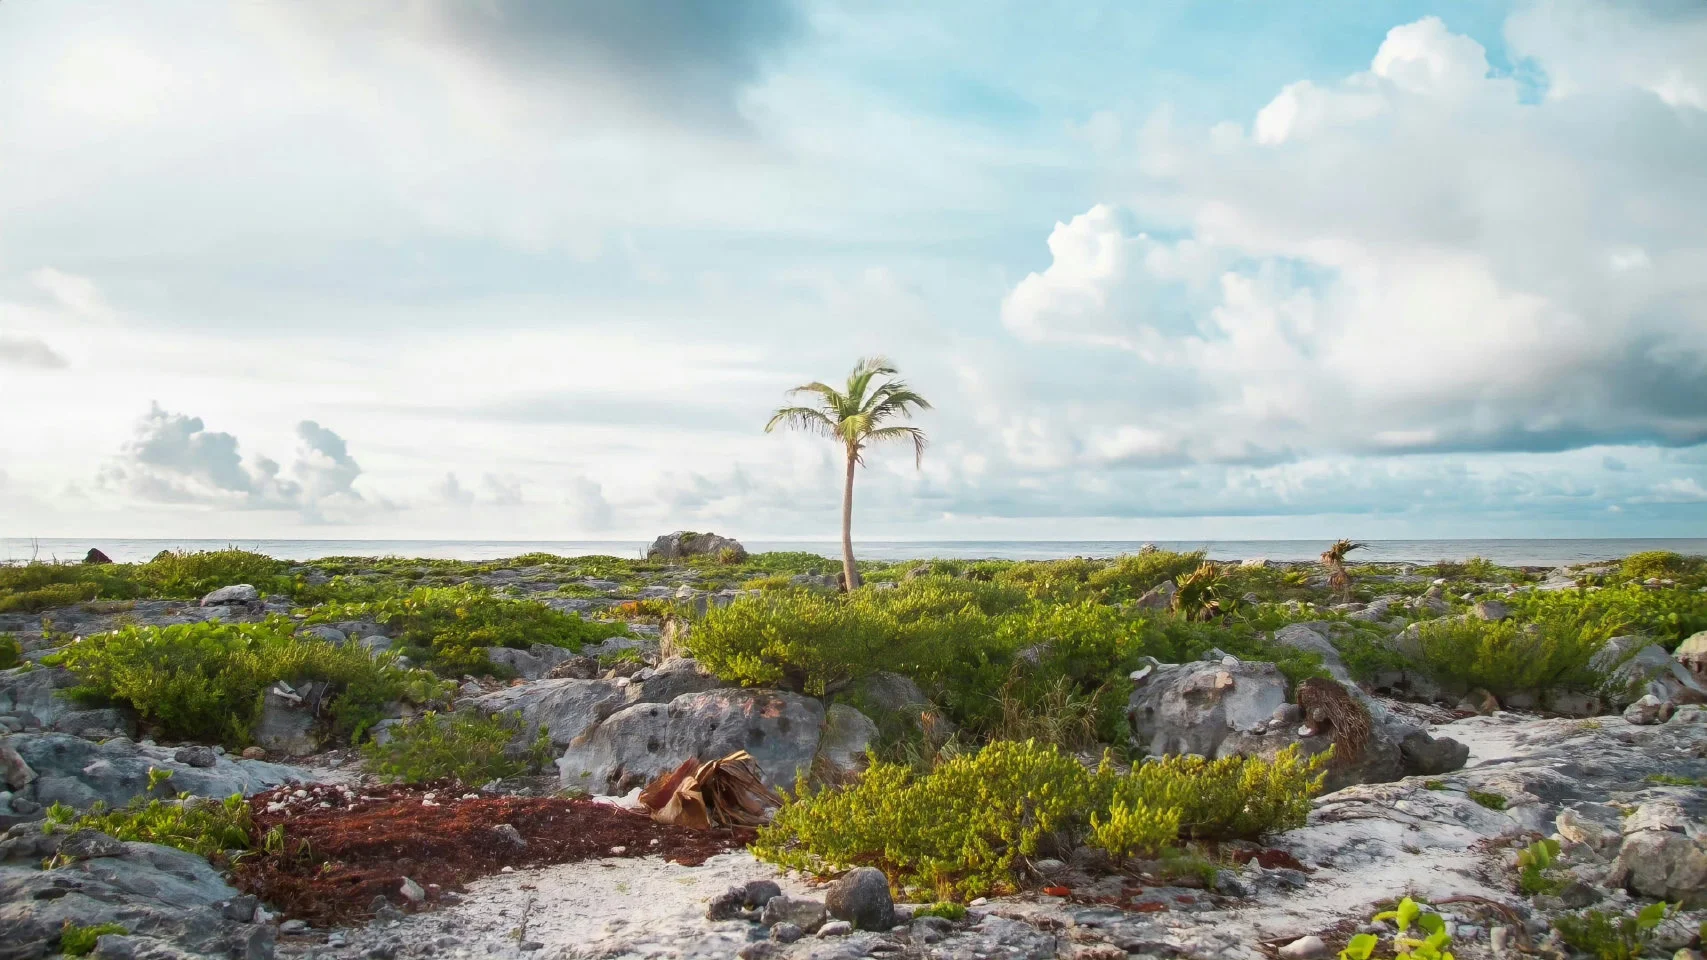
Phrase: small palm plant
[
  {"left": 765, "top": 357, "right": 931, "bottom": 591},
  {"left": 1171, "top": 562, "right": 1228, "bottom": 621},
  {"left": 1320, "top": 539, "right": 1366, "bottom": 601}
]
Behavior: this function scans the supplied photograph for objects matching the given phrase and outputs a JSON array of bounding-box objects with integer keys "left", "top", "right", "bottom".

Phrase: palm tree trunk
[{"left": 841, "top": 451, "right": 861, "bottom": 591}]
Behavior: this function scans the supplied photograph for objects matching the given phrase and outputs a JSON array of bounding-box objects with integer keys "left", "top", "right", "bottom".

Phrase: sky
[{"left": 2, "top": 0, "right": 1705, "bottom": 543}]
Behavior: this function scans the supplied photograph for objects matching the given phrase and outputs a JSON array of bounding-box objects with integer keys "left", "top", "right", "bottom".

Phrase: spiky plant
[
  {"left": 764, "top": 357, "right": 931, "bottom": 591},
  {"left": 1171, "top": 562, "right": 1229, "bottom": 622},
  {"left": 1320, "top": 539, "right": 1366, "bottom": 601}
]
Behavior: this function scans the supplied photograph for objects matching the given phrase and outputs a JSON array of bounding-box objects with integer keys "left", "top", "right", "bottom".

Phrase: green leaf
[
  {"left": 1395, "top": 897, "right": 1421, "bottom": 933},
  {"left": 1417, "top": 913, "right": 1446, "bottom": 937},
  {"left": 1635, "top": 901, "right": 1669, "bottom": 930},
  {"left": 1339, "top": 933, "right": 1378, "bottom": 960}
]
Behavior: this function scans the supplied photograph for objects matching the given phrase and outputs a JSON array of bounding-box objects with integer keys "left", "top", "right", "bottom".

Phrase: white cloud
[
  {"left": 432, "top": 473, "right": 475, "bottom": 508},
  {"left": 0, "top": 336, "right": 68, "bottom": 369},
  {"left": 564, "top": 476, "right": 614, "bottom": 532}
]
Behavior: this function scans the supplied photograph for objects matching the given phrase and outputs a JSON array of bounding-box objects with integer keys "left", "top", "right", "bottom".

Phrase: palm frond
[
  {"left": 765, "top": 406, "right": 839, "bottom": 438},
  {"left": 866, "top": 425, "right": 928, "bottom": 467}
]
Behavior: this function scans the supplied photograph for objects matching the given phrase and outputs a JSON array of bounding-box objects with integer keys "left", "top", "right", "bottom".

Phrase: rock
[
  {"left": 825, "top": 867, "right": 894, "bottom": 930},
  {"left": 462, "top": 678, "right": 631, "bottom": 751},
  {"left": 1607, "top": 803, "right": 1707, "bottom": 905},
  {"left": 83, "top": 549, "right": 112, "bottom": 565},
  {"left": 359, "top": 636, "right": 393, "bottom": 654},
  {"left": 737, "top": 944, "right": 781, "bottom": 960},
  {"left": 1399, "top": 730, "right": 1470, "bottom": 775},
  {"left": 173, "top": 746, "right": 218, "bottom": 769},
  {"left": 646, "top": 531, "right": 746, "bottom": 563},
  {"left": 635, "top": 658, "right": 724, "bottom": 704},
  {"left": 815, "top": 704, "right": 878, "bottom": 782},
  {"left": 817, "top": 920, "right": 853, "bottom": 937},
  {"left": 1548, "top": 691, "right": 1602, "bottom": 718},
  {"left": 484, "top": 645, "right": 578, "bottom": 681},
  {"left": 200, "top": 585, "right": 259, "bottom": 607},
  {"left": 278, "top": 920, "right": 309, "bottom": 935},
  {"left": 1133, "top": 580, "right": 1177, "bottom": 611},
  {"left": 1606, "top": 645, "right": 1707, "bottom": 708},
  {"left": 0, "top": 667, "right": 80, "bottom": 730},
  {"left": 1270, "top": 624, "right": 1353, "bottom": 683},
  {"left": 760, "top": 895, "right": 827, "bottom": 933},
  {"left": 1669, "top": 704, "right": 1707, "bottom": 725},
  {"left": 1458, "top": 689, "right": 1500, "bottom": 715},
  {"left": 1473, "top": 600, "right": 1510, "bottom": 621},
  {"left": 53, "top": 707, "right": 139, "bottom": 740},
  {"left": 770, "top": 922, "right": 803, "bottom": 943},
  {"left": 558, "top": 689, "right": 825, "bottom": 795},
  {"left": 60, "top": 829, "right": 129, "bottom": 859},
  {"left": 0, "top": 742, "right": 35, "bottom": 790},
  {"left": 240, "top": 746, "right": 267, "bottom": 760},
  {"left": 490, "top": 823, "right": 525, "bottom": 848},
  {"left": 705, "top": 888, "right": 748, "bottom": 921},
  {"left": 1590, "top": 635, "right": 1651, "bottom": 674},
  {"left": 1128, "top": 660, "right": 1289, "bottom": 758},
  {"left": 10, "top": 732, "right": 304, "bottom": 810},
  {"left": 1676, "top": 632, "right": 1707, "bottom": 679},
  {"left": 1280, "top": 935, "right": 1327, "bottom": 960},
  {"left": 398, "top": 877, "right": 425, "bottom": 904},
  {"left": 252, "top": 683, "right": 321, "bottom": 756},
  {"left": 296, "top": 625, "right": 346, "bottom": 644},
  {"left": 743, "top": 880, "right": 783, "bottom": 908},
  {"left": 1624, "top": 695, "right": 1665, "bottom": 725}
]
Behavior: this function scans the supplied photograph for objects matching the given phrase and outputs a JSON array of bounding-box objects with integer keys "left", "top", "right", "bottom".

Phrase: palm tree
[
  {"left": 765, "top": 357, "right": 931, "bottom": 591},
  {"left": 1320, "top": 539, "right": 1366, "bottom": 601}
]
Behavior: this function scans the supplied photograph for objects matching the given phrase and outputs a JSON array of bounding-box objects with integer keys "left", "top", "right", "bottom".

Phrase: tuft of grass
[
  {"left": 1556, "top": 903, "right": 1674, "bottom": 960},
  {"left": 0, "top": 634, "right": 20, "bottom": 670},
  {"left": 1468, "top": 789, "right": 1507, "bottom": 810},
  {"left": 43, "top": 793, "right": 253, "bottom": 859},
  {"left": 1644, "top": 773, "right": 1705, "bottom": 787},
  {"left": 60, "top": 922, "right": 128, "bottom": 957}
]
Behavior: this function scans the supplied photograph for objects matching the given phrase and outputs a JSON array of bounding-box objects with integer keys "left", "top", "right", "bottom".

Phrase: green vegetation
[
  {"left": 1468, "top": 789, "right": 1507, "bottom": 810},
  {"left": 1556, "top": 902, "right": 1675, "bottom": 960},
  {"left": 1340, "top": 897, "right": 1457, "bottom": 960},
  {"left": 1411, "top": 611, "right": 1612, "bottom": 698},
  {"left": 43, "top": 793, "right": 253, "bottom": 859},
  {"left": 0, "top": 634, "right": 20, "bottom": 670},
  {"left": 362, "top": 710, "right": 554, "bottom": 785},
  {"left": 304, "top": 585, "right": 628, "bottom": 676},
  {"left": 753, "top": 739, "right": 1326, "bottom": 901},
  {"left": 0, "top": 549, "right": 291, "bottom": 612},
  {"left": 1644, "top": 772, "right": 1706, "bottom": 787},
  {"left": 48, "top": 618, "right": 444, "bottom": 746},
  {"left": 1515, "top": 837, "right": 1562, "bottom": 895},
  {"left": 911, "top": 902, "right": 968, "bottom": 921},
  {"left": 59, "top": 921, "right": 128, "bottom": 957},
  {"left": 764, "top": 355, "right": 932, "bottom": 591}
]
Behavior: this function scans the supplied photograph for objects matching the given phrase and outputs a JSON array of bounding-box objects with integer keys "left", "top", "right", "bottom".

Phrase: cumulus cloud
[
  {"left": 1001, "top": 5, "right": 1707, "bottom": 471},
  {"left": 483, "top": 474, "right": 524, "bottom": 507},
  {"left": 564, "top": 476, "right": 614, "bottom": 532},
  {"left": 432, "top": 473, "right": 476, "bottom": 508},
  {"left": 99, "top": 404, "right": 366, "bottom": 516},
  {"left": 0, "top": 335, "right": 68, "bottom": 369}
]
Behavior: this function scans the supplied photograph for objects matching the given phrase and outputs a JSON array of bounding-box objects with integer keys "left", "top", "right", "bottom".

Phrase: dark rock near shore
[{"left": 83, "top": 548, "right": 112, "bottom": 565}]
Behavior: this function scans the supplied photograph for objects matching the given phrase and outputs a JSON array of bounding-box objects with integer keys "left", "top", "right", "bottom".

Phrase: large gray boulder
[
  {"left": 0, "top": 832, "right": 270, "bottom": 960},
  {"left": 7, "top": 733, "right": 308, "bottom": 811},
  {"left": 814, "top": 703, "right": 878, "bottom": 783},
  {"left": 250, "top": 682, "right": 324, "bottom": 757},
  {"left": 1603, "top": 644, "right": 1707, "bottom": 708},
  {"left": 1128, "top": 660, "right": 1290, "bottom": 758},
  {"left": 198, "top": 584, "right": 258, "bottom": 607},
  {"left": 0, "top": 666, "right": 80, "bottom": 729},
  {"left": 646, "top": 531, "right": 746, "bottom": 563},
  {"left": 485, "top": 644, "right": 579, "bottom": 680},
  {"left": 557, "top": 689, "right": 825, "bottom": 795},
  {"left": 1675, "top": 631, "right": 1707, "bottom": 680},
  {"left": 1270, "top": 624, "right": 1352, "bottom": 683},
  {"left": 635, "top": 657, "right": 725, "bottom": 704},
  {"left": 462, "top": 678, "right": 632, "bottom": 752},
  {"left": 1606, "top": 800, "right": 1707, "bottom": 906}
]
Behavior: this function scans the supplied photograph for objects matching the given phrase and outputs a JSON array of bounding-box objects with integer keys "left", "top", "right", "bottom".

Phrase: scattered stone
[
  {"left": 1133, "top": 580, "right": 1177, "bottom": 610},
  {"left": 817, "top": 920, "right": 853, "bottom": 937},
  {"left": 200, "top": 584, "right": 259, "bottom": 607},
  {"left": 1472, "top": 600, "right": 1510, "bottom": 621},
  {"left": 825, "top": 866, "right": 895, "bottom": 930},
  {"left": 1458, "top": 689, "right": 1500, "bottom": 715},
  {"left": 59, "top": 830, "right": 128, "bottom": 860},
  {"left": 173, "top": 746, "right": 218, "bottom": 769},
  {"left": 398, "top": 877, "right": 425, "bottom": 904},
  {"left": 742, "top": 879, "right": 783, "bottom": 909},
  {"left": 279, "top": 920, "right": 309, "bottom": 935},
  {"left": 1625, "top": 695, "right": 1666, "bottom": 725},
  {"left": 1280, "top": 935, "right": 1327, "bottom": 960},
  {"left": 241, "top": 746, "right": 267, "bottom": 760},
  {"left": 760, "top": 895, "right": 827, "bottom": 933},
  {"left": 770, "top": 922, "right": 803, "bottom": 944},
  {"left": 706, "top": 888, "right": 747, "bottom": 921}
]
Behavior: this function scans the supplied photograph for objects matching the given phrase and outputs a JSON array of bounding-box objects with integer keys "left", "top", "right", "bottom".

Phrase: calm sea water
[{"left": 5, "top": 538, "right": 1705, "bottom": 567}]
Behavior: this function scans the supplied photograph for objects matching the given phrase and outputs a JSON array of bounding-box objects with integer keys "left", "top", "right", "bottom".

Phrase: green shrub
[
  {"left": 1516, "top": 837, "right": 1562, "bottom": 895},
  {"left": 137, "top": 549, "right": 290, "bottom": 597},
  {"left": 1413, "top": 610, "right": 1611, "bottom": 698},
  {"left": 363, "top": 710, "right": 552, "bottom": 785},
  {"left": 0, "top": 549, "right": 290, "bottom": 611},
  {"left": 49, "top": 618, "right": 441, "bottom": 746},
  {"left": 43, "top": 793, "right": 252, "bottom": 858},
  {"left": 306, "top": 585, "right": 628, "bottom": 676},
  {"left": 911, "top": 902, "right": 967, "bottom": 921},
  {"left": 0, "top": 634, "right": 20, "bottom": 670},
  {"left": 60, "top": 922, "right": 128, "bottom": 957},
  {"left": 1556, "top": 903, "right": 1674, "bottom": 960},
  {"left": 1620, "top": 551, "right": 1704, "bottom": 583},
  {"left": 1508, "top": 585, "right": 1707, "bottom": 650},
  {"left": 1340, "top": 897, "right": 1457, "bottom": 960},
  {"left": 752, "top": 740, "right": 1326, "bottom": 901},
  {"left": 1468, "top": 789, "right": 1507, "bottom": 810},
  {"left": 0, "top": 581, "right": 101, "bottom": 613}
]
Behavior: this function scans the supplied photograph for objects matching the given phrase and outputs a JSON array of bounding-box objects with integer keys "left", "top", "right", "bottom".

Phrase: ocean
[{"left": 4, "top": 538, "right": 1705, "bottom": 567}]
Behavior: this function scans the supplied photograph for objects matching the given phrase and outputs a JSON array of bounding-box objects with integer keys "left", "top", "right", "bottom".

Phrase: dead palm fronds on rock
[
  {"left": 765, "top": 357, "right": 931, "bottom": 591},
  {"left": 1320, "top": 539, "right": 1366, "bottom": 601}
]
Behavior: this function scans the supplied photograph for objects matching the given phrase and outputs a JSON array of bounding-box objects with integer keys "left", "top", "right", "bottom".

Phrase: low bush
[
  {"left": 1556, "top": 903, "right": 1674, "bottom": 960},
  {"left": 0, "top": 581, "right": 101, "bottom": 613},
  {"left": 138, "top": 549, "right": 291, "bottom": 597},
  {"left": 59, "top": 922, "right": 129, "bottom": 957},
  {"left": 1508, "top": 585, "right": 1707, "bottom": 650},
  {"left": 363, "top": 710, "right": 552, "bottom": 785},
  {"left": 305, "top": 585, "right": 628, "bottom": 676},
  {"left": 43, "top": 793, "right": 253, "bottom": 859},
  {"left": 0, "top": 549, "right": 291, "bottom": 612},
  {"left": 0, "top": 634, "right": 20, "bottom": 670},
  {"left": 1619, "top": 551, "right": 1705, "bottom": 583},
  {"left": 48, "top": 618, "right": 442, "bottom": 746},
  {"left": 1412, "top": 610, "right": 1612, "bottom": 698},
  {"left": 752, "top": 739, "right": 1326, "bottom": 901}
]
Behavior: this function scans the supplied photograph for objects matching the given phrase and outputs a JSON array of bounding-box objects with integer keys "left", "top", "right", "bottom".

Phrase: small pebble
[
  {"left": 818, "top": 920, "right": 853, "bottom": 937},
  {"left": 1279, "top": 935, "right": 1327, "bottom": 960}
]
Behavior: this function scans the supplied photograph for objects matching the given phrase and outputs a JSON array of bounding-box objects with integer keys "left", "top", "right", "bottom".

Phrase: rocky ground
[{"left": 2, "top": 547, "right": 1705, "bottom": 960}]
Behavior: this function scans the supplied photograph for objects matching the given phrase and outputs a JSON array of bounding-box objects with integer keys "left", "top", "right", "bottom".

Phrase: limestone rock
[
  {"left": 252, "top": 683, "right": 322, "bottom": 756},
  {"left": 1676, "top": 632, "right": 1707, "bottom": 679},
  {"left": 557, "top": 689, "right": 825, "bottom": 795},
  {"left": 815, "top": 703, "right": 878, "bottom": 783},
  {"left": 635, "top": 658, "right": 724, "bottom": 704},
  {"left": 1133, "top": 580, "right": 1177, "bottom": 611},
  {"left": 1127, "top": 660, "right": 1289, "bottom": 758},
  {"left": 1607, "top": 802, "right": 1707, "bottom": 905},
  {"left": 462, "top": 678, "right": 631, "bottom": 751},
  {"left": 759, "top": 895, "right": 826, "bottom": 933},
  {"left": 484, "top": 644, "right": 578, "bottom": 681},
  {"left": 1605, "top": 645, "right": 1707, "bottom": 708},
  {"left": 646, "top": 532, "right": 746, "bottom": 563},
  {"left": 1625, "top": 695, "right": 1666, "bottom": 725},
  {"left": 824, "top": 867, "right": 894, "bottom": 930},
  {"left": 10, "top": 733, "right": 305, "bottom": 810},
  {"left": 199, "top": 585, "right": 259, "bottom": 607}
]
